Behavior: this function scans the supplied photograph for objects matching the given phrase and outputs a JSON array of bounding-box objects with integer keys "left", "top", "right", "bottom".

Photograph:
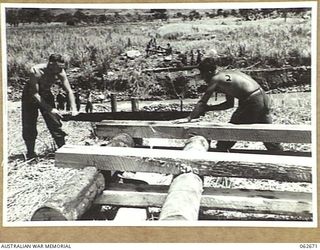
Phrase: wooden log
[
  {"left": 31, "top": 167, "right": 105, "bottom": 221},
  {"left": 111, "top": 94, "right": 117, "bottom": 112},
  {"left": 199, "top": 209, "right": 312, "bottom": 221},
  {"left": 31, "top": 133, "right": 134, "bottom": 221},
  {"left": 95, "top": 121, "right": 312, "bottom": 144},
  {"left": 141, "top": 65, "right": 311, "bottom": 74},
  {"left": 61, "top": 111, "right": 190, "bottom": 122},
  {"left": 131, "top": 98, "right": 139, "bottom": 112},
  {"left": 159, "top": 136, "right": 209, "bottom": 220},
  {"left": 55, "top": 146, "right": 312, "bottom": 183},
  {"left": 136, "top": 144, "right": 311, "bottom": 157},
  {"left": 94, "top": 183, "right": 312, "bottom": 217},
  {"left": 142, "top": 65, "right": 198, "bottom": 73}
]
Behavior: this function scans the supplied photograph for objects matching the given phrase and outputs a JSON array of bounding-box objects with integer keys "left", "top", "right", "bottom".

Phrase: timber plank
[
  {"left": 55, "top": 146, "right": 312, "bottom": 183},
  {"left": 62, "top": 111, "right": 190, "bottom": 122},
  {"left": 95, "top": 121, "right": 311, "bottom": 144},
  {"left": 94, "top": 183, "right": 312, "bottom": 216}
]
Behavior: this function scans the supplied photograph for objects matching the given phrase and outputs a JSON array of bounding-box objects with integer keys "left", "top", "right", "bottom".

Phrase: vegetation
[{"left": 5, "top": 8, "right": 312, "bottom": 99}]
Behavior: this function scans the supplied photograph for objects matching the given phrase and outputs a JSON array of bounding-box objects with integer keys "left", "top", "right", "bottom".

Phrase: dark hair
[
  {"left": 198, "top": 57, "right": 217, "bottom": 74},
  {"left": 48, "top": 54, "right": 65, "bottom": 64}
]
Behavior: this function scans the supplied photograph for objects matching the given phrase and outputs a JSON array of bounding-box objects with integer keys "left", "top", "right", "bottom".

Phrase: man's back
[{"left": 211, "top": 70, "right": 261, "bottom": 100}]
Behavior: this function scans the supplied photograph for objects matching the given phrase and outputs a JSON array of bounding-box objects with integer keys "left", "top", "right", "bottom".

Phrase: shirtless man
[
  {"left": 185, "top": 57, "right": 282, "bottom": 151},
  {"left": 22, "top": 54, "right": 78, "bottom": 159}
]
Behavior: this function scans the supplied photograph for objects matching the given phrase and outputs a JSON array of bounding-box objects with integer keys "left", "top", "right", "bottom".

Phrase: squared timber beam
[
  {"left": 93, "top": 183, "right": 312, "bottom": 217},
  {"left": 55, "top": 145, "right": 312, "bottom": 183},
  {"left": 95, "top": 121, "right": 311, "bottom": 144}
]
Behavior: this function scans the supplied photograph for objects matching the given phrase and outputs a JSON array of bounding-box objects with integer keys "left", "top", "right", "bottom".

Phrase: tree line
[{"left": 6, "top": 8, "right": 310, "bottom": 27}]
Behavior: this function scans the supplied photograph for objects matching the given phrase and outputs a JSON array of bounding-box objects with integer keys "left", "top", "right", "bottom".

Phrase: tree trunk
[
  {"left": 159, "top": 136, "right": 209, "bottom": 221},
  {"left": 31, "top": 133, "right": 134, "bottom": 221}
]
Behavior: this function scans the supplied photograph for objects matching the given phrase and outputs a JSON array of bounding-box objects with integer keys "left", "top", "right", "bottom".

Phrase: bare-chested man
[
  {"left": 22, "top": 54, "right": 78, "bottom": 159},
  {"left": 186, "top": 57, "right": 283, "bottom": 151}
]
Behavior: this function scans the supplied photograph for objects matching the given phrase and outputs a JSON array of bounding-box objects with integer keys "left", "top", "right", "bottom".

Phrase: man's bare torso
[
  {"left": 30, "top": 63, "right": 59, "bottom": 92},
  {"left": 210, "top": 70, "right": 260, "bottom": 100}
]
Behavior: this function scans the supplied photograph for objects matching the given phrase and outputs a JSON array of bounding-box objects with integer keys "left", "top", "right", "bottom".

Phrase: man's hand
[
  {"left": 51, "top": 108, "right": 63, "bottom": 119},
  {"left": 189, "top": 101, "right": 208, "bottom": 120},
  {"left": 71, "top": 110, "right": 79, "bottom": 116},
  {"left": 172, "top": 117, "right": 201, "bottom": 124},
  {"left": 172, "top": 117, "right": 190, "bottom": 124}
]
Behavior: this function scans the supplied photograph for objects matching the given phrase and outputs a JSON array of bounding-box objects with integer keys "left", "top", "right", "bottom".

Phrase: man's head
[
  {"left": 198, "top": 57, "right": 217, "bottom": 82},
  {"left": 47, "top": 54, "right": 66, "bottom": 74}
]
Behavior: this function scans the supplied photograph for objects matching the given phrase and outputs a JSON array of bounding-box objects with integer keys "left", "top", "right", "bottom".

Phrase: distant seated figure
[
  {"left": 190, "top": 49, "right": 195, "bottom": 65},
  {"left": 85, "top": 90, "right": 93, "bottom": 113},
  {"left": 165, "top": 43, "right": 173, "bottom": 56},
  {"left": 146, "top": 37, "right": 157, "bottom": 56},
  {"left": 177, "top": 52, "right": 188, "bottom": 66},
  {"left": 196, "top": 49, "right": 203, "bottom": 64},
  {"left": 74, "top": 88, "right": 81, "bottom": 111}
]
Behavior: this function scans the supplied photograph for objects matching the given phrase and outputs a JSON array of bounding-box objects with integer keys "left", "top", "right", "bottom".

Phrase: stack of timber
[{"left": 33, "top": 120, "right": 313, "bottom": 221}]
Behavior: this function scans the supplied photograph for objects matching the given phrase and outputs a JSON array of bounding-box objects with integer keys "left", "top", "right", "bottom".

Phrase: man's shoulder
[
  {"left": 215, "top": 69, "right": 242, "bottom": 76},
  {"left": 30, "top": 63, "right": 47, "bottom": 76},
  {"left": 213, "top": 70, "right": 247, "bottom": 81}
]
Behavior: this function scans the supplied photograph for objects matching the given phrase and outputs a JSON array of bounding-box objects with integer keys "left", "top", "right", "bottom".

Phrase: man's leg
[
  {"left": 40, "top": 93, "right": 67, "bottom": 148},
  {"left": 259, "top": 92, "right": 284, "bottom": 151},
  {"left": 216, "top": 141, "right": 236, "bottom": 152},
  {"left": 260, "top": 112, "right": 284, "bottom": 151},
  {"left": 22, "top": 96, "right": 39, "bottom": 159},
  {"left": 215, "top": 107, "right": 245, "bottom": 152}
]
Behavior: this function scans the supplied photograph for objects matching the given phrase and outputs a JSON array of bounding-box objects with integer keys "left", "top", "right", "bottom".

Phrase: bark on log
[
  {"left": 159, "top": 136, "right": 209, "bottom": 221},
  {"left": 31, "top": 133, "right": 134, "bottom": 221},
  {"left": 141, "top": 65, "right": 311, "bottom": 74}
]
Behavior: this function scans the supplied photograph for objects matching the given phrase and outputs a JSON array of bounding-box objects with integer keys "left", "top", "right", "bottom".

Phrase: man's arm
[
  {"left": 206, "top": 95, "right": 234, "bottom": 111},
  {"left": 59, "top": 70, "right": 77, "bottom": 115},
  {"left": 29, "top": 74, "right": 53, "bottom": 112},
  {"left": 188, "top": 82, "right": 218, "bottom": 120}
]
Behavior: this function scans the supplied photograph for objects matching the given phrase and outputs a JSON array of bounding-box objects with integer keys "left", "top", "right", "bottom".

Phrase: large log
[
  {"left": 55, "top": 146, "right": 312, "bottom": 183},
  {"left": 142, "top": 65, "right": 198, "bottom": 73},
  {"left": 95, "top": 121, "right": 311, "bottom": 144},
  {"left": 141, "top": 65, "right": 311, "bottom": 74},
  {"left": 159, "top": 136, "right": 209, "bottom": 221},
  {"left": 31, "top": 167, "right": 105, "bottom": 221},
  {"left": 31, "top": 133, "right": 134, "bottom": 221},
  {"left": 62, "top": 111, "right": 190, "bottom": 122}
]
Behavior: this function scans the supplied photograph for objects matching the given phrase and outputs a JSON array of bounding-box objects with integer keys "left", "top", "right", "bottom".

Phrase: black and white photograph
[{"left": 1, "top": 2, "right": 317, "bottom": 227}]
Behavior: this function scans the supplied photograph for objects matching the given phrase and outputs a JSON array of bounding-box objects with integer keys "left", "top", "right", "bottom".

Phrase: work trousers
[
  {"left": 22, "top": 86, "right": 67, "bottom": 151},
  {"left": 216, "top": 88, "right": 283, "bottom": 151}
]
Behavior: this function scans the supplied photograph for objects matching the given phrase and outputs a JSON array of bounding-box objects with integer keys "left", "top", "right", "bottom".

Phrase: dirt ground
[{"left": 4, "top": 92, "right": 313, "bottom": 222}]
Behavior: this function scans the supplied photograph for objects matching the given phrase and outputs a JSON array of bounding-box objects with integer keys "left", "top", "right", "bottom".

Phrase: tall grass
[{"left": 6, "top": 16, "right": 311, "bottom": 83}]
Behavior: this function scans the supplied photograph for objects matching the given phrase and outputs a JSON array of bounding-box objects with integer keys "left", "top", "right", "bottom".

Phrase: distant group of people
[
  {"left": 177, "top": 49, "right": 203, "bottom": 66},
  {"left": 56, "top": 88, "right": 93, "bottom": 113},
  {"left": 146, "top": 37, "right": 173, "bottom": 57},
  {"left": 145, "top": 37, "right": 203, "bottom": 66},
  {"left": 56, "top": 89, "right": 78, "bottom": 111}
]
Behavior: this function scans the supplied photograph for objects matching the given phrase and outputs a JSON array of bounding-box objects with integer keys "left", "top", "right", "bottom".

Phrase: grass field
[{"left": 6, "top": 16, "right": 311, "bottom": 82}]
